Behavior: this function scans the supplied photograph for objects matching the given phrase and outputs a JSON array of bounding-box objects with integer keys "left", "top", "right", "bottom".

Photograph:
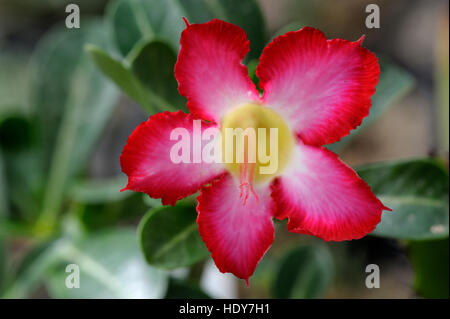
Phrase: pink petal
[
  {"left": 256, "top": 27, "right": 380, "bottom": 146},
  {"left": 271, "top": 142, "right": 390, "bottom": 241},
  {"left": 120, "top": 111, "right": 225, "bottom": 206},
  {"left": 197, "top": 173, "right": 275, "bottom": 283},
  {"left": 175, "top": 19, "right": 259, "bottom": 123}
]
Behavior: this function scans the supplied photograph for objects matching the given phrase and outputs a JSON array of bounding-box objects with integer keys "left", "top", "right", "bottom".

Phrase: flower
[{"left": 120, "top": 18, "right": 391, "bottom": 283}]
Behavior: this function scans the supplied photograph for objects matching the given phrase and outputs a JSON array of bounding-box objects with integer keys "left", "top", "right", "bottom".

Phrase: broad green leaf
[
  {"left": 165, "top": 278, "right": 211, "bottom": 299},
  {"left": 46, "top": 229, "right": 168, "bottom": 299},
  {"left": 328, "top": 58, "right": 415, "bottom": 151},
  {"left": 272, "top": 245, "right": 334, "bottom": 299},
  {"left": 107, "top": 0, "right": 157, "bottom": 56},
  {"left": 108, "top": 0, "right": 266, "bottom": 60},
  {"left": 129, "top": 39, "right": 185, "bottom": 110},
  {"left": 139, "top": 204, "right": 209, "bottom": 269},
  {"left": 32, "top": 21, "right": 120, "bottom": 228},
  {"left": 409, "top": 238, "right": 449, "bottom": 298},
  {"left": 212, "top": 0, "right": 266, "bottom": 60},
  {"left": 86, "top": 44, "right": 164, "bottom": 113},
  {"left": 357, "top": 159, "right": 449, "bottom": 240}
]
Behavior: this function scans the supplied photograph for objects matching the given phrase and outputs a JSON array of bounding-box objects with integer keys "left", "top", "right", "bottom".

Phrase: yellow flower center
[{"left": 221, "top": 103, "right": 295, "bottom": 191}]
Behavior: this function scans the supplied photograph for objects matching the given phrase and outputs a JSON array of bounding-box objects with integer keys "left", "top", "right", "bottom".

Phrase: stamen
[
  {"left": 239, "top": 162, "right": 258, "bottom": 205},
  {"left": 221, "top": 103, "right": 295, "bottom": 184}
]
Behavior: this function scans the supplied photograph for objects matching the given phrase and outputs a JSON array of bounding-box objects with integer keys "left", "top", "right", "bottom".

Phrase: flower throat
[{"left": 221, "top": 103, "right": 295, "bottom": 202}]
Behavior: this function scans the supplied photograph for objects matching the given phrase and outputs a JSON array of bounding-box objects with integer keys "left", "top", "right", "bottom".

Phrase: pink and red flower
[{"left": 121, "top": 18, "right": 391, "bottom": 283}]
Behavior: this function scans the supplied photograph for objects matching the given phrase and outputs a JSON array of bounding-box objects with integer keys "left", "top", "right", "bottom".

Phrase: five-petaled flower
[{"left": 121, "top": 18, "right": 391, "bottom": 283}]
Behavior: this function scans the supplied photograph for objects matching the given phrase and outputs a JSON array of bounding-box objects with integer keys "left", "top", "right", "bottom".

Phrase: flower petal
[
  {"left": 121, "top": 111, "right": 225, "bottom": 206},
  {"left": 175, "top": 19, "right": 259, "bottom": 123},
  {"left": 256, "top": 27, "right": 380, "bottom": 146},
  {"left": 271, "top": 142, "right": 390, "bottom": 241},
  {"left": 197, "top": 173, "right": 274, "bottom": 283}
]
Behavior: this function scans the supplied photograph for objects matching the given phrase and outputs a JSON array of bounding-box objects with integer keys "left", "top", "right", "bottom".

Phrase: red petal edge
[
  {"left": 270, "top": 144, "right": 391, "bottom": 241},
  {"left": 120, "top": 110, "right": 225, "bottom": 206},
  {"left": 196, "top": 173, "right": 275, "bottom": 284}
]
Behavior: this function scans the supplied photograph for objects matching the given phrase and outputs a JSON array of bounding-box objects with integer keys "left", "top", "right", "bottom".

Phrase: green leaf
[
  {"left": 409, "top": 238, "right": 449, "bottom": 298},
  {"left": 85, "top": 44, "right": 165, "bottom": 113},
  {"left": 129, "top": 40, "right": 186, "bottom": 110},
  {"left": 45, "top": 229, "right": 168, "bottom": 298},
  {"left": 138, "top": 204, "right": 209, "bottom": 269},
  {"left": 165, "top": 278, "right": 211, "bottom": 299},
  {"left": 328, "top": 58, "right": 415, "bottom": 152},
  {"left": 104, "top": 0, "right": 266, "bottom": 113},
  {"left": 357, "top": 159, "right": 449, "bottom": 240},
  {"left": 212, "top": 0, "right": 266, "bottom": 60},
  {"left": 272, "top": 245, "right": 334, "bottom": 299},
  {"left": 108, "top": 0, "right": 266, "bottom": 60},
  {"left": 107, "top": 0, "right": 159, "bottom": 56},
  {"left": 32, "top": 21, "right": 120, "bottom": 228}
]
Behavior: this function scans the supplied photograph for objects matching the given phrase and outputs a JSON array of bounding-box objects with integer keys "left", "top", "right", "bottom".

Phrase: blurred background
[{"left": 0, "top": 0, "right": 448, "bottom": 299}]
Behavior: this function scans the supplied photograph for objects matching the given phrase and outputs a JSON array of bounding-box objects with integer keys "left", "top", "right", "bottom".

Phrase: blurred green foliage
[
  {"left": 436, "top": 15, "right": 449, "bottom": 153},
  {"left": 0, "top": 0, "right": 447, "bottom": 299},
  {"left": 86, "top": 42, "right": 179, "bottom": 113},
  {"left": 272, "top": 245, "right": 334, "bottom": 299},
  {"left": 165, "top": 277, "right": 211, "bottom": 299},
  {"left": 45, "top": 229, "right": 168, "bottom": 298},
  {"left": 409, "top": 238, "right": 449, "bottom": 298},
  {"left": 108, "top": 0, "right": 266, "bottom": 60}
]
